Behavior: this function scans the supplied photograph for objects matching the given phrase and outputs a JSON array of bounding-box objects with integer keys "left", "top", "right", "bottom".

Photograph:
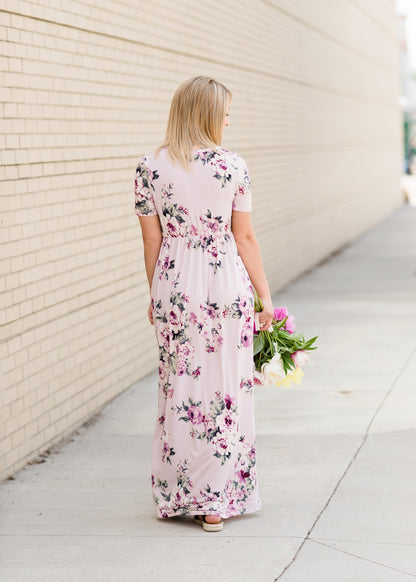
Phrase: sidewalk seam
[
  {"left": 273, "top": 343, "right": 416, "bottom": 581},
  {"left": 308, "top": 538, "right": 416, "bottom": 578}
]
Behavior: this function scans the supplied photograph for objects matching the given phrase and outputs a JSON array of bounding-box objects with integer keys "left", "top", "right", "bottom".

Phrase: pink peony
[
  {"left": 290, "top": 349, "right": 309, "bottom": 367},
  {"left": 253, "top": 371, "right": 262, "bottom": 384},
  {"left": 274, "top": 306, "right": 288, "bottom": 321},
  {"left": 285, "top": 314, "right": 296, "bottom": 334}
]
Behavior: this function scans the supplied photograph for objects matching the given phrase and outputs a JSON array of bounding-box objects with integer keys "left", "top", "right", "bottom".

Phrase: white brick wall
[{"left": 0, "top": 0, "right": 402, "bottom": 480}]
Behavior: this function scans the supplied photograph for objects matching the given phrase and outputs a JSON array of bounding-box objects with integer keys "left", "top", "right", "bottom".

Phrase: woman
[{"left": 134, "top": 75, "right": 274, "bottom": 532}]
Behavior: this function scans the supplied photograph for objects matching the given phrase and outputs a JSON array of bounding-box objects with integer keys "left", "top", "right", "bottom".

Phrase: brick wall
[{"left": 0, "top": 0, "right": 402, "bottom": 480}]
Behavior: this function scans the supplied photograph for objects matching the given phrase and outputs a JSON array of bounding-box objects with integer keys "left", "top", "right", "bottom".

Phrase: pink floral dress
[{"left": 134, "top": 146, "right": 261, "bottom": 519}]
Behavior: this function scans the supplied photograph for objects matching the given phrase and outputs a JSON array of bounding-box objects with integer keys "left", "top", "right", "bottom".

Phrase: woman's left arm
[{"left": 138, "top": 215, "right": 162, "bottom": 291}]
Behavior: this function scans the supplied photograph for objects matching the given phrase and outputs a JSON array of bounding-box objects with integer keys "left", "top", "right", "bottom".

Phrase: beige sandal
[{"left": 193, "top": 514, "right": 224, "bottom": 532}]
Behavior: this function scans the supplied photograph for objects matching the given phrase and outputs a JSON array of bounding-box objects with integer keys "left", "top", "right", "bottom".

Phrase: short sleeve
[
  {"left": 134, "top": 157, "right": 158, "bottom": 217},
  {"left": 232, "top": 156, "right": 252, "bottom": 212}
]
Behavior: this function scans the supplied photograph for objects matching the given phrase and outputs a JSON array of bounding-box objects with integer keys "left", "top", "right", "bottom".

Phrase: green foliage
[{"left": 253, "top": 290, "right": 318, "bottom": 374}]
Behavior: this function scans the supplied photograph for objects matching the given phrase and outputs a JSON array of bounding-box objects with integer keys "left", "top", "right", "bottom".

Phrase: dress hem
[{"left": 154, "top": 498, "right": 262, "bottom": 520}]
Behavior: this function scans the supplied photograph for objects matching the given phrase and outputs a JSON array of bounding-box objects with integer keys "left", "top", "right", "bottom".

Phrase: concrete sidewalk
[{"left": 1, "top": 204, "right": 416, "bottom": 582}]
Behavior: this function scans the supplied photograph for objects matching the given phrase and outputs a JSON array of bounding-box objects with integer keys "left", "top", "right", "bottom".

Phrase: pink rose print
[
  {"left": 187, "top": 405, "right": 203, "bottom": 424},
  {"left": 145, "top": 149, "right": 260, "bottom": 520}
]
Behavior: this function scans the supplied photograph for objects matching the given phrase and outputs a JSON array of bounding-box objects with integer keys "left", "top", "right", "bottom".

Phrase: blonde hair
[{"left": 155, "top": 75, "right": 232, "bottom": 170}]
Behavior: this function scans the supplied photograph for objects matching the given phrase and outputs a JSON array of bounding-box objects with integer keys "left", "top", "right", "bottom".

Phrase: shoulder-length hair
[{"left": 155, "top": 75, "right": 232, "bottom": 170}]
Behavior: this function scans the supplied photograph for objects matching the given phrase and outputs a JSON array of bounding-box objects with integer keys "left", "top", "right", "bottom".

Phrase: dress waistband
[{"left": 162, "top": 222, "right": 232, "bottom": 240}]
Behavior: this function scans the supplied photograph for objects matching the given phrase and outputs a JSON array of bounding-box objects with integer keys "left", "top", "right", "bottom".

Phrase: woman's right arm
[{"left": 231, "top": 210, "right": 274, "bottom": 330}]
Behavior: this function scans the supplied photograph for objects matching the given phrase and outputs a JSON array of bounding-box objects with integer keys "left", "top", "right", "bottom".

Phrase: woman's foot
[
  {"left": 204, "top": 514, "right": 222, "bottom": 524},
  {"left": 193, "top": 514, "right": 224, "bottom": 531}
]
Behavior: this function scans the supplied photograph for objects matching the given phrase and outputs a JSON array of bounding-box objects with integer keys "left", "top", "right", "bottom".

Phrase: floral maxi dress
[{"left": 134, "top": 146, "right": 261, "bottom": 520}]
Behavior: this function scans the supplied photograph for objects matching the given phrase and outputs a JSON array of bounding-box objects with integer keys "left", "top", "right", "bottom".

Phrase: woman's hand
[
  {"left": 148, "top": 300, "right": 154, "bottom": 325},
  {"left": 258, "top": 296, "right": 274, "bottom": 331}
]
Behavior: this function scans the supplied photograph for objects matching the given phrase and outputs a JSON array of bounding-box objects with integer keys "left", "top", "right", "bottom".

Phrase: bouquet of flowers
[{"left": 253, "top": 290, "right": 318, "bottom": 388}]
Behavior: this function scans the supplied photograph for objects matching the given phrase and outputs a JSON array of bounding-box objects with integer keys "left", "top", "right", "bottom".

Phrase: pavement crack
[
  {"left": 308, "top": 538, "right": 416, "bottom": 578},
  {"left": 362, "top": 343, "right": 416, "bottom": 437},
  {"left": 273, "top": 344, "right": 416, "bottom": 581},
  {"left": 312, "top": 536, "right": 416, "bottom": 547}
]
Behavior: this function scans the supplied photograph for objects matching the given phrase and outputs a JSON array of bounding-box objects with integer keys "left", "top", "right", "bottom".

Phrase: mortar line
[
  {"left": 0, "top": 9, "right": 398, "bottom": 107},
  {"left": 260, "top": 0, "right": 397, "bottom": 72},
  {"left": 273, "top": 343, "right": 416, "bottom": 581}
]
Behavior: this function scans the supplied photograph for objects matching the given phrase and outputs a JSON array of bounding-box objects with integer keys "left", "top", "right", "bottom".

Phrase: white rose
[{"left": 260, "top": 353, "right": 286, "bottom": 386}]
